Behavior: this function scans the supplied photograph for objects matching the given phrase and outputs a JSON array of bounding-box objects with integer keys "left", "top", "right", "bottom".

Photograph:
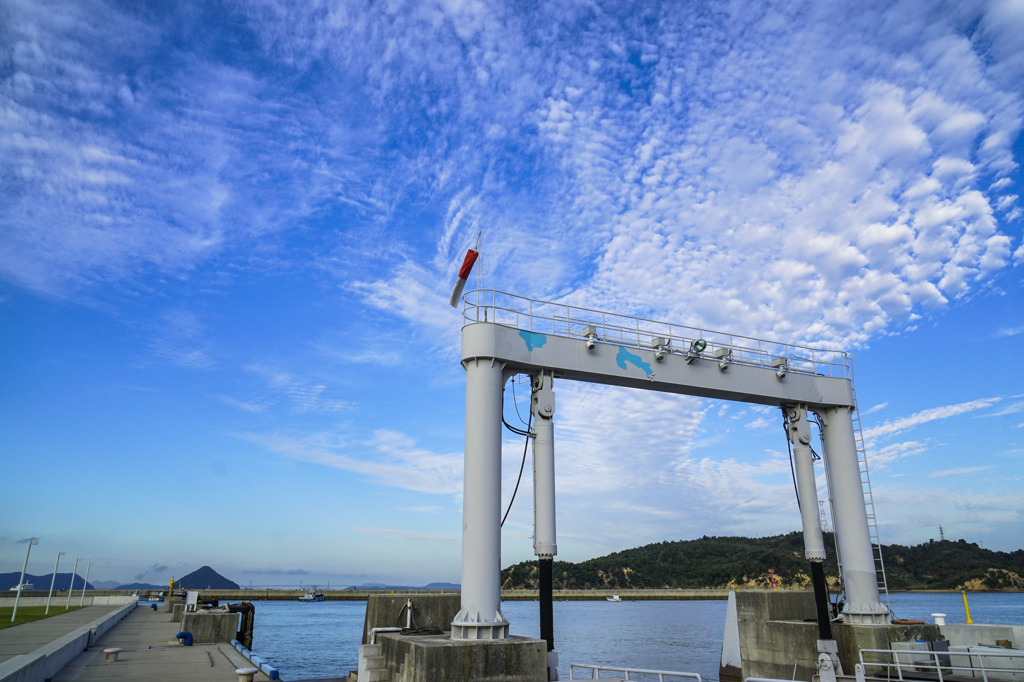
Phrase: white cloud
[
  {"left": 244, "top": 364, "right": 349, "bottom": 413},
  {"left": 745, "top": 418, "right": 773, "bottom": 429},
  {"left": 237, "top": 428, "right": 463, "bottom": 496},
  {"left": 862, "top": 397, "right": 1001, "bottom": 440},
  {"left": 354, "top": 528, "right": 460, "bottom": 546},
  {"left": 863, "top": 402, "right": 888, "bottom": 415},
  {"left": 929, "top": 466, "right": 994, "bottom": 478}
]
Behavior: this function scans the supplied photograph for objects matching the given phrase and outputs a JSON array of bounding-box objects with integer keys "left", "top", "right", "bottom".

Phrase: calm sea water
[{"left": 247, "top": 592, "right": 1024, "bottom": 681}]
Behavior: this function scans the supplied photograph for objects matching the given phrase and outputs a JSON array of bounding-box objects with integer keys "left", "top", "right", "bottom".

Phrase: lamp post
[
  {"left": 66, "top": 558, "right": 81, "bottom": 610},
  {"left": 79, "top": 563, "right": 93, "bottom": 607},
  {"left": 11, "top": 539, "right": 39, "bottom": 622},
  {"left": 45, "top": 551, "right": 65, "bottom": 615}
]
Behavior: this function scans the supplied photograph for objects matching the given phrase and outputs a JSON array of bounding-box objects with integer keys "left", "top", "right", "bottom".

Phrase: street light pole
[
  {"left": 11, "top": 539, "right": 39, "bottom": 622},
  {"left": 79, "top": 563, "right": 93, "bottom": 607},
  {"left": 45, "top": 551, "right": 65, "bottom": 615},
  {"left": 66, "top": 558, "right": 81, "bottom": 610}
]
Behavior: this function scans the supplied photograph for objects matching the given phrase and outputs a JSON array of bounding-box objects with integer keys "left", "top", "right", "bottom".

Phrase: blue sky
[{"left": 1, "top": 0, "right": 1022, "bottom": 589}]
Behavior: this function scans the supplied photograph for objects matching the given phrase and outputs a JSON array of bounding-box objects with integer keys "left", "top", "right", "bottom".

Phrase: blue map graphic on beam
[
  {"left": 519, "top": 330, "right": 548, "bottom": 352},
  {"left": 616, "top": 346, "right": 654, "bottom": 379}
]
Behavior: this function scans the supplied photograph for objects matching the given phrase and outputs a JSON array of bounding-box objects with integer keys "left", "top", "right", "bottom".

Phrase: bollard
[
  {"left": 175, "top": 631, "right": 193, "bottom": 646},
  {"left": 932, "top": 613, "right": 946, "bottom": 626},
  {"left": 151, "top": 603, "right": 158, "bottom": 611},
  {"left": 103, "top": 648, "right": 122, "bottom": 662},
  {"left": 236, "top": 667, "right": 259, "bottom": 682}
]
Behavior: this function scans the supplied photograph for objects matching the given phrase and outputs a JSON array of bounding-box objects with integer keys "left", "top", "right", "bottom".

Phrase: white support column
[
  {"left": 532, "top": 373, "right": 557, "bottom": 559},
  {"left": 816, "top": 406, "right": 889, "bottom": 624},
  {"left": 451, "top": 358, "right": 509, "bottom": 640},
  {"left": 787, "top": 405, "right": 826, "bottom": 562}
]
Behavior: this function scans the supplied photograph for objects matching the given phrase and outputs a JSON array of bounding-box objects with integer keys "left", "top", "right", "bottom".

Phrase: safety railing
[
  {"left": 462, "top": 289, "right": 852, "bottom": 379},
  {"left": 569, "top": 663, "right": 703, "bottom": 681},
  {"left": 859, "top": 646, "right": 1024, "bottom": 682}
]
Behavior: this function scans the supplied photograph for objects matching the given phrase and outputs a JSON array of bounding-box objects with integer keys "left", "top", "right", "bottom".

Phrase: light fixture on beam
[
  {"left": 583, "top": 325, "right": 598, "bottom": 351},
  {"left": 685, "top": 338, "right": 707, "bottom": 363},
  {"left": 771, "top": 356, "right": 787, "bottom": 379},
  {"left": 648, "top": 336, "right": 670, "bottom": 361},
  {"left": 714, "top": 347, "right": 733, "bottom": 370}
]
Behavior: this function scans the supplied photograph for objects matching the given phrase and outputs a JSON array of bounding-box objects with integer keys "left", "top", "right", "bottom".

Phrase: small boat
[
  {"left": 10, "top": 582, "right": 34, "bottom": 591},
  {"left": 606, "top": 593, "right": 621, "bottom": 602},
  {"left": 299, "top": 589, "right": 325, "bottom": 602}
]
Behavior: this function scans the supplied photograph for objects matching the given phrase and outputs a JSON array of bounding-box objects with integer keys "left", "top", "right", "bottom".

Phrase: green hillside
[{"left": 501, "top": 533, "right": 1024, "bottom": 591}]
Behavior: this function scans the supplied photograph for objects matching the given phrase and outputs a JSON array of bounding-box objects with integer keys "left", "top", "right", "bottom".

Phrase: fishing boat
[
  {"left": 606, "top": 593, "right": 621, "bottom": 602},
  {"left": 298, "top": 588, "right": 325, "bottom": 602},
  {"left": 9, "top": 582, "right": 33, "bottom": 591}
]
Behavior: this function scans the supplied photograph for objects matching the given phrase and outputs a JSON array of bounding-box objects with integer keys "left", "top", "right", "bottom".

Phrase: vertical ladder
[{"left": 849, "top": 382, "right": 890, "bottom": 611}]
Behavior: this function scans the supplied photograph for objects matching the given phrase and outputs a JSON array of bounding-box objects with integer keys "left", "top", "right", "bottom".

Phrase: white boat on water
[
  {"left": 299, "top": 589, "right": 325, "bottom": 602},
  {"left": 606, "top": 593, "right": 621, "bottom": 602},
  {"left": 9, "top": 582, "right": 34, "bottom": 591}
]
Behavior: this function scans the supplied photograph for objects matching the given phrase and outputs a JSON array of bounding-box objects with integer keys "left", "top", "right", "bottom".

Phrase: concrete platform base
[
  {"left": 363, "top": 632, "right": 547, "bottom": 682},
  {"left": 720, "top": 590, "right": 941, "bottom": 682}
]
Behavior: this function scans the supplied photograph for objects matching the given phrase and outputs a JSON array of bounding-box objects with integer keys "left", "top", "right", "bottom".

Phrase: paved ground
[
  {"left": 0, "top": 604, "right": 119, "bottom": 664},
  {"left": 52, "top": 606, "right": 273, "bottom": 681}
]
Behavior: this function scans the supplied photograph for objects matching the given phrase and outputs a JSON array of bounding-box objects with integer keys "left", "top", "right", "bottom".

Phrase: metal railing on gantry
[{"left": 462, "top": 289, "right": 853, "bottom": 380}]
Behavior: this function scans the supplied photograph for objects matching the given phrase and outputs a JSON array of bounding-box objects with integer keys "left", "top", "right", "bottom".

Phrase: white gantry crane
[{"left": 451, "top": 290, "right": 889, "bottom": 669}]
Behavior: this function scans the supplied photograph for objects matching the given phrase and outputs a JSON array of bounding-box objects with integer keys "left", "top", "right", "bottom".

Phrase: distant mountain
[
  {"left": 500, "top": 532, "right": 1024, "bottom": 591},
  {"left": 90, "top": 580, "right": 121, "bottom": 590},
  {"left": 177, "top": 566, "right": 240, "bottom": 590},
  {"left": 352, "top": 582, "right": 461, "bottom": 591},
  {"left": 116, "top": 582, "right": 164, "bottom": 590},
  {"left": 0, "top": 572, "right": 95, "bottom": 591}
]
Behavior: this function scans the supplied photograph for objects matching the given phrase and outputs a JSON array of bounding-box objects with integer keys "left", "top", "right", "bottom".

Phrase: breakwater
[{"left": 98, "top": 587, "right": 730, "bottom": 601}]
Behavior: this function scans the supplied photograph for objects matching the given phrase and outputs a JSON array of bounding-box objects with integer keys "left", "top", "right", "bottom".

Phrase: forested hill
[{"left": 500, "top": 533, "right": 1024, "bottom": 591}]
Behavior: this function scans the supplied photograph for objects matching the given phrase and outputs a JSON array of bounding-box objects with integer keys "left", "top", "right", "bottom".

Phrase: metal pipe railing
[
  {"left": 462, "top": 289, "right": 852, "bottom": 379},
  {"left": 569, "top": 663, "right": 703, "bottom": 681},
  {"left": 859, "top": 646, "right": 1024, "bottom": 682}
]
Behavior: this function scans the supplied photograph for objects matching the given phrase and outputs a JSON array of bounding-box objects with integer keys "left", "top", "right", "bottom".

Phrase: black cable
[
  {"left": 502, "top": 377, "right": 532, "bottom": 437},
  {"left": 782, "top": 407, "right": 801, "bottom": 512},
  {"left": 511, "top": 376, "right": 529, "bottom": 427},
  {"left": 501, "top": 406, "right": 532, "bottom": 528}
]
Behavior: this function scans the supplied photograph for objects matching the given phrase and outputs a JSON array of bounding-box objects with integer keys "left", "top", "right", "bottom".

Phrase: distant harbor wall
[
  {"left": 0, "top": 594, "right": 136, "bottom": 607},
  {"left": 107, "top": 587, "right": 731, "bottom": 601}
]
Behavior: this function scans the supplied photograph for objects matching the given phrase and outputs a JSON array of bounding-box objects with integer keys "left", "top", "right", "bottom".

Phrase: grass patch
[{"left": 0, "top": 605, "right": 86, "bottom": 630}]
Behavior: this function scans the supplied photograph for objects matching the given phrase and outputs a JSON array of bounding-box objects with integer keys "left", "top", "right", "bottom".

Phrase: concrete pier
[{"left": 50, "top": 606, "right": 271, "bottom": 682}]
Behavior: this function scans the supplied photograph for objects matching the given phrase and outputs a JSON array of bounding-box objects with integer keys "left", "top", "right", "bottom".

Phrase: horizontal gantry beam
[{"left": 462, "top": 322, "right": 854, "bottom": 408}]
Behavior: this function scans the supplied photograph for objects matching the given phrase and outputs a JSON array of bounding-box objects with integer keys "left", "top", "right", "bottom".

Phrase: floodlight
[
  {"left": 583, "top": 325, "right": 598, "bottom": 352},
  {"left": 649, "top": 337, "right": 670, "bottom": 361},
  {"left": 691, "top": 339, "right": 707, "bottom": 353}
]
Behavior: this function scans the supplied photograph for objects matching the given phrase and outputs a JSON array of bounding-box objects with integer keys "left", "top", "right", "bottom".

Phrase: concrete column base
[{"left": 376, "top": 631, "right": 546, "bottom": 682}]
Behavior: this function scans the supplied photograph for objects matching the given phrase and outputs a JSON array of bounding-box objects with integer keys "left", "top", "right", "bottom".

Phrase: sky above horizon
[{"left": 1, "top": 0, "right": 1023, "bottom": 592}]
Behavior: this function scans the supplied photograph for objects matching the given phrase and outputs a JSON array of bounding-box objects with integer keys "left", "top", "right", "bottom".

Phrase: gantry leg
[
  {"left": 815, "top": 406, "right": 889, "bottom": 624},
  {"left": 532, "top": 373, "right": 557, "bottom": 678},
  {"left": 786, "top": 405, "right": 833, "bottom": 641},
  {"left": 452, "top": 358, "right": 509, "bottom": 640}
]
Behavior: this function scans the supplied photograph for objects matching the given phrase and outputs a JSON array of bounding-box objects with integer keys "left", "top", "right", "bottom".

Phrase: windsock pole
[{"left": 449, "top": 232, "right": 481, "bottom": 308}]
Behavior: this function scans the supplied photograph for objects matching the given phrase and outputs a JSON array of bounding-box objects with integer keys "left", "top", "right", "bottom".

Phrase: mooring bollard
[
  {"left": 175, "top": 631, "right": 193, "bottom": 646},
  {"left": 236, "top": 667, "right": 259, "bottom": 682},
  {"left": 151, "top": 603, "right": 158, "bottom": 611},
  {"left": 103, "top": 648, "right": 122, "bottom": 662}
]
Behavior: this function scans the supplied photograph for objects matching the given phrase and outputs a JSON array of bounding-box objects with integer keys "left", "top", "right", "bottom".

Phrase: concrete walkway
[
  {"left": 0, "top": 605, "right": 120, "bottom": 664},
  {"left": 51, "top": 606, "right": 272, "bottom": 681}
]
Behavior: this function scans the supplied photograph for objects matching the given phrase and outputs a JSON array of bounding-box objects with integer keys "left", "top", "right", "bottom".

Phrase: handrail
[
  {"left": 462, "top": 289, "right": 852, "bottom": 379},
  {"left": 859, "top": 646, "right": 1024, "bottom": 682},
  {"left": 569, "top": 663, "right": 703, "bottom": 681}
]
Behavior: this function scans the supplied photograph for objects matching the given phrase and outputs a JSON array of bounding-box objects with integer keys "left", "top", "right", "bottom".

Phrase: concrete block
[
  {"left": 179, "top": 612, "right": 240, "bottom": 644},
  {"left": 378, "top": 631, "right": 547, "bottom": 682},
  {"left": 362, "top": 593, "right": 462, "bottom": 644},
  {"left": 172, "top": 603, "right": 185, "bottom": 622}
]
